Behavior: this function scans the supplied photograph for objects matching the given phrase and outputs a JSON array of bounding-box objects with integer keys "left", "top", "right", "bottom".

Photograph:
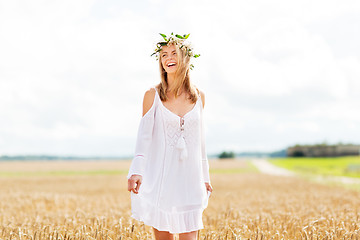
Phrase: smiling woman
[
  {"left": 161, "top": 46, "right": 177, "bottom": 70},
  {"left": 127, "top": 33, "right": 212, "bottom": 240}
]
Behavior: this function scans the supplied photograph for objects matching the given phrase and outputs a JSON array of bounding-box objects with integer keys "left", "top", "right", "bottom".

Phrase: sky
[{"left": 0, "top": 0, "right": 360, "bottom": 157}]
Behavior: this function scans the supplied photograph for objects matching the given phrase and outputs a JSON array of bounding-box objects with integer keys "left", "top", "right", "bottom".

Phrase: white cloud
[{"left": 1, "top": 0, "right": 360, "bottom": 156}]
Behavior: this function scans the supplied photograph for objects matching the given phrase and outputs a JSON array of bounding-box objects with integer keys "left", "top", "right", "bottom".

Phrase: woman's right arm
[{"left": 127, "top": 88, "right": 156, "bottom": 194}]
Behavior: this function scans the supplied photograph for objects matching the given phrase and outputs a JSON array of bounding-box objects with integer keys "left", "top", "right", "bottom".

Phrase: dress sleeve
[
  {"left": 126, "top": 95, "right": 156, "bottom": 180},
  {"left": 200, "top": 99, "right": 211, "bottom": 184}
]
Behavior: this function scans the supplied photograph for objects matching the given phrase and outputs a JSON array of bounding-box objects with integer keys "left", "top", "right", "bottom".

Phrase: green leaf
[
  {"left": 194, "top": 54, "right": 200, "bottom": 58},
  {"left": 184, "top": 33, "right": 190, "bottom": 39},
  {"left": 159, "top": 42, "right": 167, "bottom": 46},
  {"left": 175, "top": 34, "right": 184, "bottom": 39},
  {"left": 159, "top": 33, "right": 167, "bottom": 41}
]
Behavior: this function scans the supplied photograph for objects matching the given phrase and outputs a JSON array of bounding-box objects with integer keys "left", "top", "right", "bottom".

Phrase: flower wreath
[{"left": 151, "top": 32, "right": 200, "bottom": 70}]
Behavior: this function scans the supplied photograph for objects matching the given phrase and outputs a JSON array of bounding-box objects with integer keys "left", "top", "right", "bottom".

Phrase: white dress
[{"left": 127, "top": 86, "right": 211, "bottom": 234}]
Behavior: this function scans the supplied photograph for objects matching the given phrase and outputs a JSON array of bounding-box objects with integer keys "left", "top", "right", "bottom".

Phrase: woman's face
[{"left": 160, "top": 44, "right": 178, "bottom": 74}]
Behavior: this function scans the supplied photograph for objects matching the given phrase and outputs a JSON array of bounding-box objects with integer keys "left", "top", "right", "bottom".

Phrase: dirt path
[
  {"left": 251, "top": 158, "right": 360, "bottom": 185},
  {"left": 250, "top": 158, "right": 295, "bottom": 176}
]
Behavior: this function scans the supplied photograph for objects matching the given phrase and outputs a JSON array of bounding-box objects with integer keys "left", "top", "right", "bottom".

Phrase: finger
[
  {"left": 129, "top": 186, "right": 138, "bottom": 194},
  {"left": 128, "top": 180, "right": 135, "bottom": 192},
  {"left": 135, "top": 181, "right": 141, "bottom": 193}
]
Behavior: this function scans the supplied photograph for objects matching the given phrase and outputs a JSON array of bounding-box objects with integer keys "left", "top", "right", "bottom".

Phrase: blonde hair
[{"left": 157, "top": 43, "right": 199, "bottom": 103}]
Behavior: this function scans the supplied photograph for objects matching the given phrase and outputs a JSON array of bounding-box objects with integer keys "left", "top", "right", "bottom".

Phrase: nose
[{"left": 164, "top": 57, "right": 173, "bottom": 65}]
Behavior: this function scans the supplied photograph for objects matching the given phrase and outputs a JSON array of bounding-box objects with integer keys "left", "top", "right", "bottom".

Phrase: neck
[{"left": 166, "top": 73, "right": 177, "bottom": 92}]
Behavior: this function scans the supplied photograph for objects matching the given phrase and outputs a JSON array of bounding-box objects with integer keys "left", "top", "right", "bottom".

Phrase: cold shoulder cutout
[
  {"left": 194, "top": 86, "right": 205, "bottom": 109},
  {"left": 199, "top": 90, "right": 205, "bottom": 109},
  {"left": 142, "top": 88, "right": 156, "bottom": 117}
]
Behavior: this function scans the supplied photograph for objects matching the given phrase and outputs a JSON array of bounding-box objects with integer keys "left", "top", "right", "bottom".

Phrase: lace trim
[{"left": 163, "top": 108, "right": 200, "bottom": 148}]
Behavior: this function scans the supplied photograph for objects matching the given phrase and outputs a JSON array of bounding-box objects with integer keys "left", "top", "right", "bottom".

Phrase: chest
[
  {"left": 159, "top": 103, "right": 202, "bottom": 147},
  {"left": 161, "top": 96, "right": 196, "bottom": 118}
]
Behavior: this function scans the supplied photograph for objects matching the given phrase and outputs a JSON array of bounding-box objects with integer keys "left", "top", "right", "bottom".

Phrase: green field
[
  {"left": 0, "top": 159, "right": 258, "bottom": 177},
  {"left": 0, "top": 170, "right": 129, "bottom": 177},
  {"left": 0, "top": 160, "right": 258, "bottom": 177},
  {"left": 270, "top": 156, "right": 360, "bottom": 178}
]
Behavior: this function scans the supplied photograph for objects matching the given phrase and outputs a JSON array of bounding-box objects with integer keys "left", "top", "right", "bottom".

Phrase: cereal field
[{"left": 0, "top": 159, "right": 359, "bottom": 239}]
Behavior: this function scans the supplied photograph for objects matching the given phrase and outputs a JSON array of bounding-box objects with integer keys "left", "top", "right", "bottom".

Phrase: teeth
[{"left": 168, "top": 63, "right": 176, "bottom": 67}]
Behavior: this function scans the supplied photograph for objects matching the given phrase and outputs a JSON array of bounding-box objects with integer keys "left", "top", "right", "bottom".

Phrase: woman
[{"left": 127, "top": 33, "right": 213, "bottom": 240}]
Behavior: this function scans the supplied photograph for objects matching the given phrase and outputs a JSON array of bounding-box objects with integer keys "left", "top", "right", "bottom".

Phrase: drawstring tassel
[
  {"left": 176, "top": 134, "right": 187, "bottom": 161},
  {"left": 177, "top": 117, "right": 187, "bottom": 161}
]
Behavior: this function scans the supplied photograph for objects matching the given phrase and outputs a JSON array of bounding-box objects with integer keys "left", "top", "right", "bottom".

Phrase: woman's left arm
[{"left": 200, "top": 91, "right": 213, "bottom": 193}]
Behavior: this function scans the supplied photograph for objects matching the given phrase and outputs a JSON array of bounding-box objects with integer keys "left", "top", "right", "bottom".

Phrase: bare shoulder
[
  {"left": 199, "top": 89, "right": 205, "bottom": 109},
  {"left": 142, "top": 87, "right": 156, "bottom": 117}
]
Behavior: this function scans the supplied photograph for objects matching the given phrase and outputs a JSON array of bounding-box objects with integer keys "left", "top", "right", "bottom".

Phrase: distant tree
[
  {"left": 218, "top": 151, "right": 235, "bottom": 159},
  {"left": 292, "top": 151, "right": 305, "bottom": 157}
]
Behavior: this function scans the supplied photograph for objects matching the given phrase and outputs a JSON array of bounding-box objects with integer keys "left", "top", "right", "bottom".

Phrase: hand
[
  {"left": 205, "top": 182, "right": 213, "bottom": 196},
  {"left": 128, "top": 174, "right": 142, "bottom": 194}
]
